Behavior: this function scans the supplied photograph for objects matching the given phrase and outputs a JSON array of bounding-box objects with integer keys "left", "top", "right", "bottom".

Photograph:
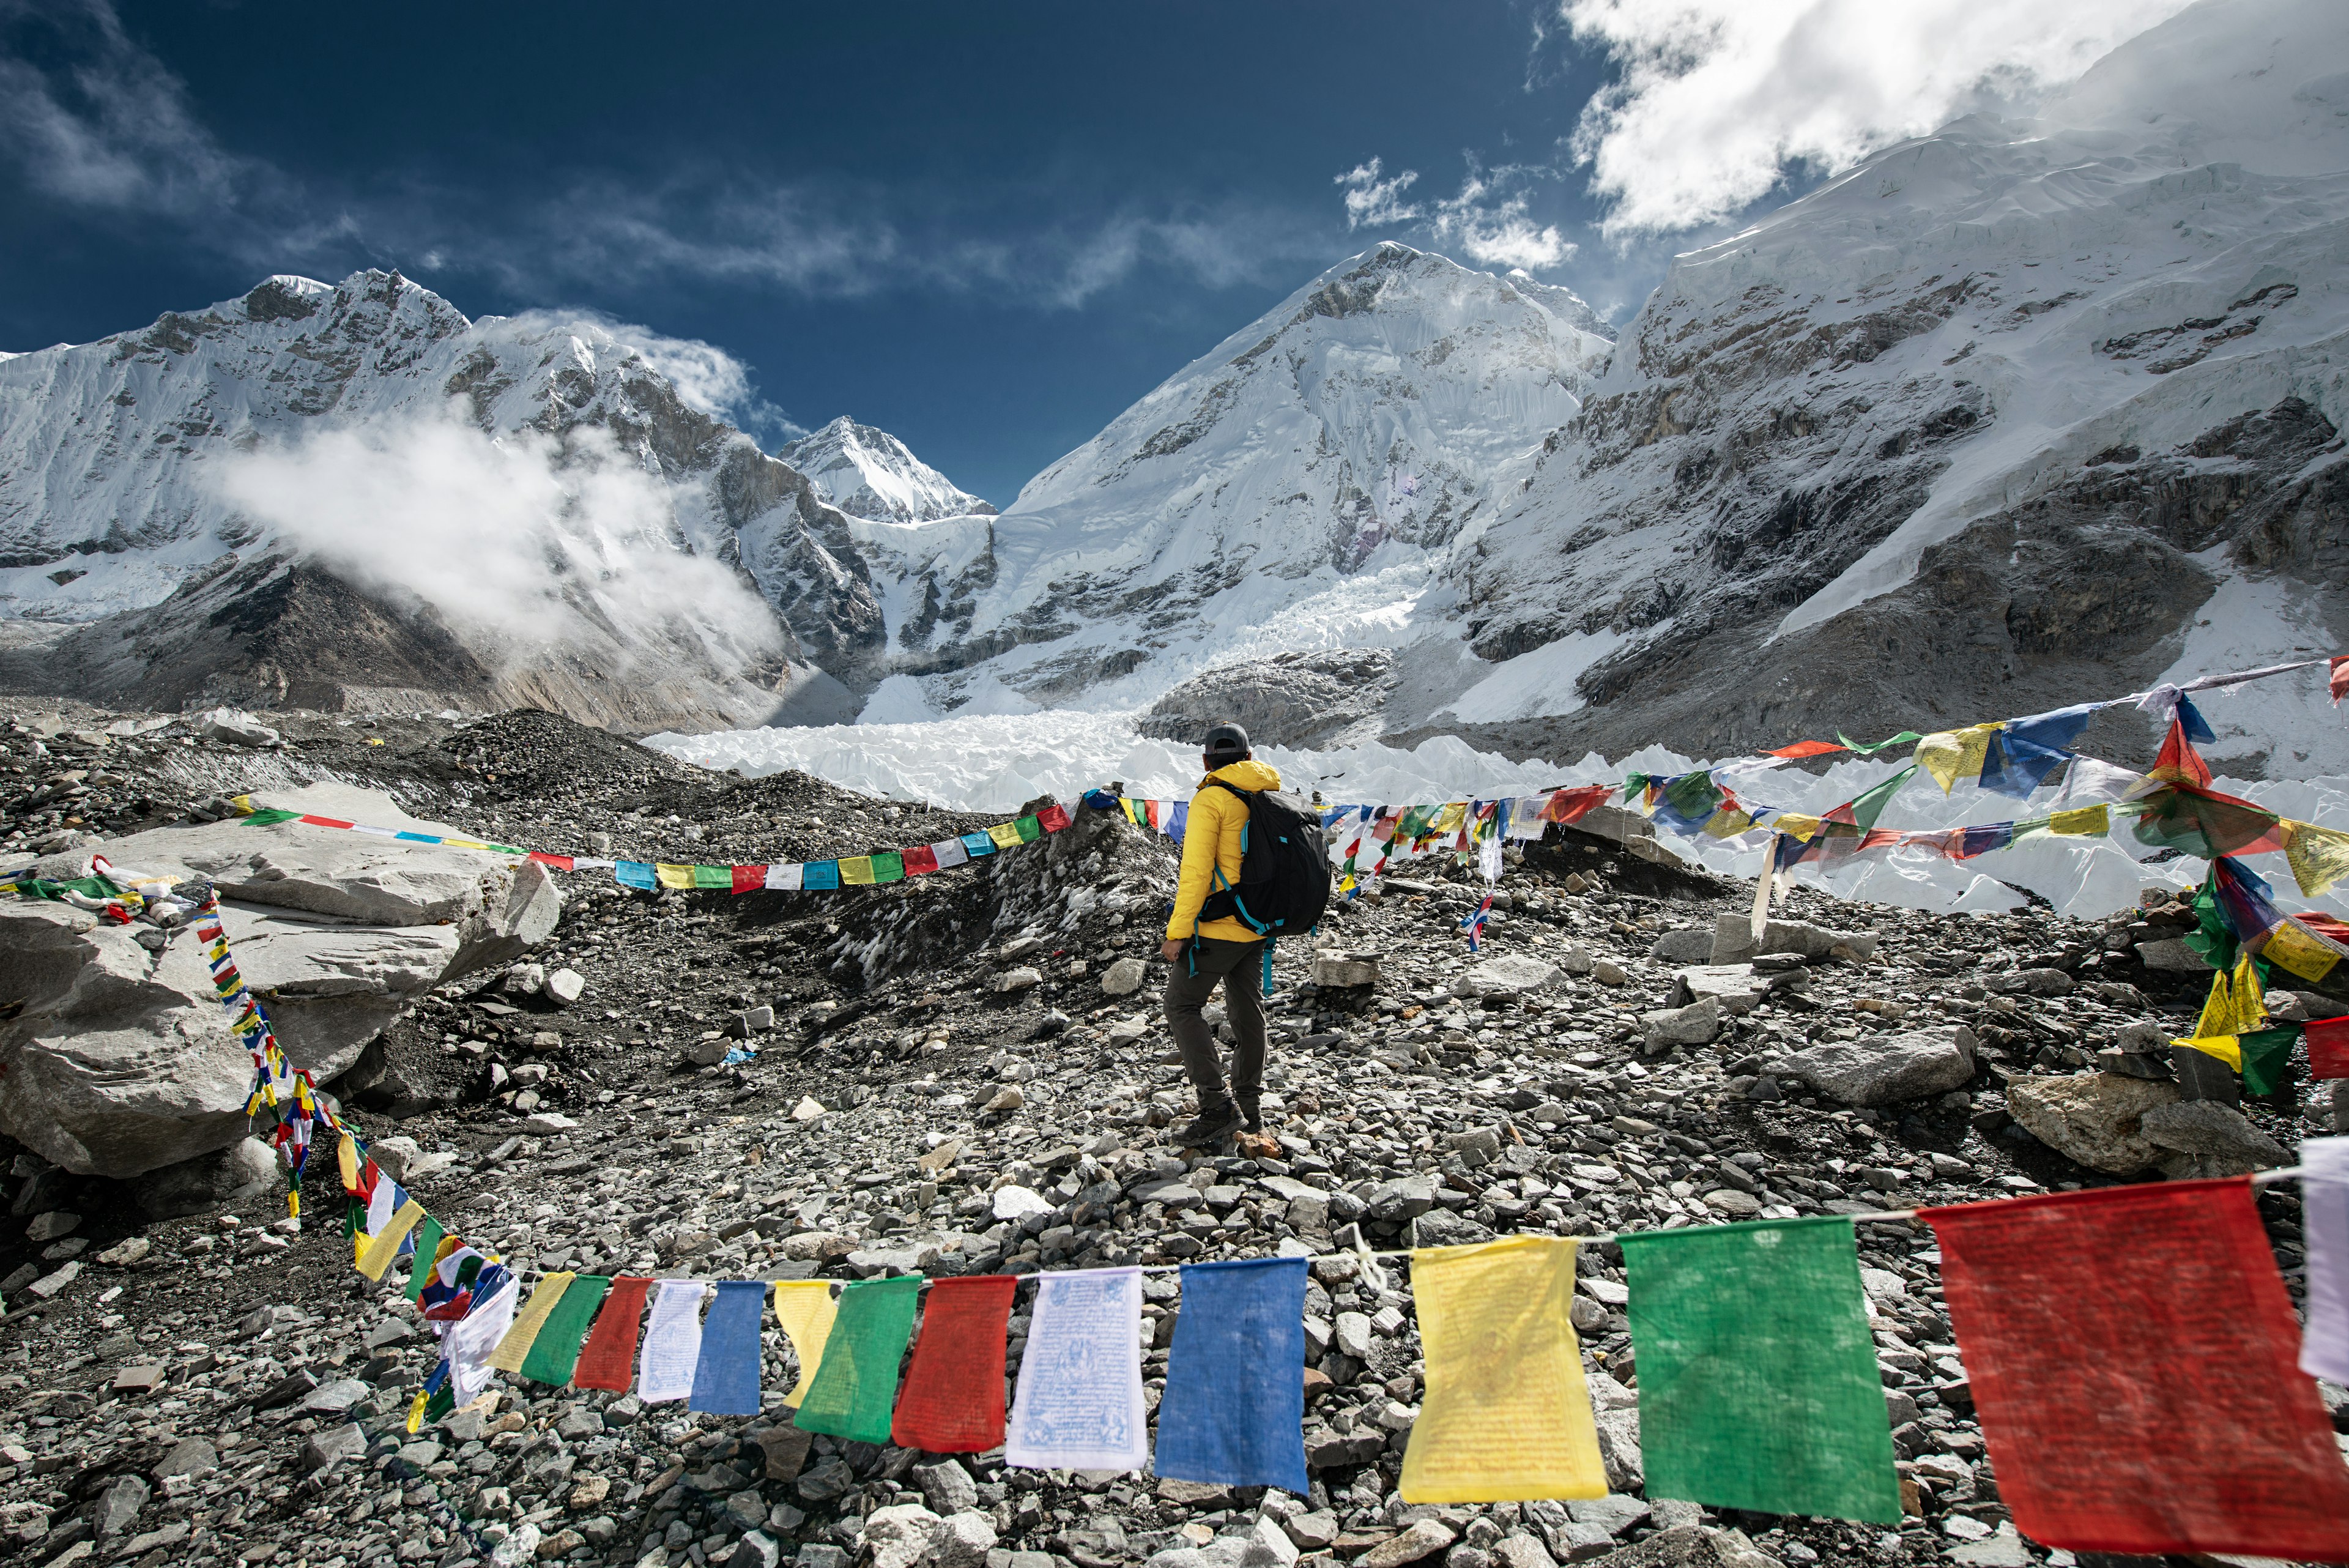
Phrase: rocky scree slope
[
  {"left": 1394, "top": 0, "right": 2349, "bottom": 773},
  {"left": 0, "top": 704, "right": 2341, "bottom": 1568},
  {"left": 0, "top": 270, "right": 899, "bottom": 727}
]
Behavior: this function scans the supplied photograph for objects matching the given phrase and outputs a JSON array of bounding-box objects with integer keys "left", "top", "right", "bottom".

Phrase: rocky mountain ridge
[{"left": 778, "top": 418, "right": 995, "bottom": 526}]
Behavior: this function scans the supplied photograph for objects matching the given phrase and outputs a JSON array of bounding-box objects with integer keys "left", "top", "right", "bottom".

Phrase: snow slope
[
  {"left": 1436, "top": 0, "right": 2349, "bottom": 773},
  {"left": 777, "top": 415, "right": 994, "bottom": 523},
  {"left": 851, "top": 245, "right": 1614, "bottom": 716}
]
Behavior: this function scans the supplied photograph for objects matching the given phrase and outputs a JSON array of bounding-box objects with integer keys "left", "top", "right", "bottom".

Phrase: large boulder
[
  {"left": 1452, "top": 954, "right": 1561, "bottom": 1000},
  {"left": 2005, "top": 1074, "right": 2181, "bottom": 1176},
  {"left": 0, "top": 784, "right": 558, "bottom": 1178},
  {"left": 1764, "top": 1026, "right": 1976, "bottom": 1107},
  {"left": 2139, "top": 1100, "right": 2290, "bottom": 1178}
]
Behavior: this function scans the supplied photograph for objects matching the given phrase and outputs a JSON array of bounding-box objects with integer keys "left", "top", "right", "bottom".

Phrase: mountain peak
[{"left": 777, "top": 418, "right": 993, "bottom": 523}]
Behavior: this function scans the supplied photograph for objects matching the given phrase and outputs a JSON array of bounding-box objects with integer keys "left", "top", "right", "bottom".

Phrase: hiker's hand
[{"left": 1160, "top": 939, "right": 1184, "bottom": 962}]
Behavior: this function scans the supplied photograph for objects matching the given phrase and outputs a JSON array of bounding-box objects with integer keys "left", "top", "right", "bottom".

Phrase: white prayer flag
[
  {"left": 639, "top": 1279, "right": 710, "bottom": 1403},
  {"left": 765, "top": 863, "right": 803, "bottom": 891},
  {"left": 1007, "top": 1267, "right": 1147, "bottom": 1473},
  {"left": 445, "top": 1275, "right": 519, "bottom": 1408},
  {"left": 2303, "top": 1135, "right": 2349, "bottom": 1384},
  {"left": 931, "top": 838, "right": 970, "bottom": 869}
]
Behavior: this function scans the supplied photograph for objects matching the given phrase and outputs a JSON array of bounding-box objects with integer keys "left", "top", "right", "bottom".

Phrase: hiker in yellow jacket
[{"left": 1160, "top": 722, "right": 1278, "bottom": 1147}]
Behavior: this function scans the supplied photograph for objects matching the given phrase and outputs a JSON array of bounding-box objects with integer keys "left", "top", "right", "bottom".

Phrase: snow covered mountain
[
  {"left": 1362, "top": 0, "right": 2349, "bottom": 776},
  {"left": 0, "top": 271, "right": 902, "bottom": 726},
  {"left": 848, "top": 244, "right": 1614, "bottom": 719},
  {"left": 777, "top": 416, "right": 993, "bottom": 524}
]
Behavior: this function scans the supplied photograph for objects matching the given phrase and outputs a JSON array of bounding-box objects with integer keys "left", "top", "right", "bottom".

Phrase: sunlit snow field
[{"left": 648, "top": 712, "right": 2349, "bottom": 924}]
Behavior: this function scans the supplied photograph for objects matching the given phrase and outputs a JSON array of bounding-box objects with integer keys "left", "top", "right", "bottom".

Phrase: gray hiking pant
[{"left": 1164, "top": 937, "right": 1269, "bottom": 1113}]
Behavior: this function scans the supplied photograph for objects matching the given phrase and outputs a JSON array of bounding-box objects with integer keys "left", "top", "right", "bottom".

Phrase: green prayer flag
[
  {"left": 405, "top": 1216, "right": 447, "bottom": 1303},
  {"left": 1844, "top": 764, "right": 1917, "bottom": 833},
  {"left": 2184, "top": 870, "right": 2239, "bottom": 973},
  {"left": 240, "top": 808, "right": 303, "bottom": 826},
  {"left": 1620, "top": 1217, "right": 1901, "bottom": 1524},
  {"left": 872, "top": 851, "right": 906, "bottom": 883},
  {"left": 2239, "top": 1026, "right": 2299, "bottom": 1097},
  {"left": 1014, "top": 814, "right": 1043, "bottom": 844},
  {"left": 519, "top": 1274, "right": 612, "bottom": 1386},
  {"left": 1836, "top": 730, "right": 1924, "bottom": 758},
  {"left": 1663, "top": 770, "right": 1723, "bottom": 822},
  {"left": 793, "top": 1274, "right": 922, "bottom": 1443},
  {"left": 692, "top": 865, "right": 732, "bottom": 889},
  {"left": 2131, "top": 786, "right": 2280, "bottom": 861}
]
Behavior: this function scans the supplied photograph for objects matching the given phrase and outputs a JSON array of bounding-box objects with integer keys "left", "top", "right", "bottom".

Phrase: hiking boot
[
  {"left": 1237, "top": 1099, "right": 1264, "bottom": 1134},
  {"left": 1174, "top": 1104, "right": 1244, "bottom": 1148}
]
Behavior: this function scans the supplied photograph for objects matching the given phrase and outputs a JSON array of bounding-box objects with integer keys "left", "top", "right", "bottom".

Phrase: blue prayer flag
[
  {"left": 1167, "top": 801, "right": 1189, "bottom": 847},
  {"left": 2176, "top": 692, "right": 2217, "bottom": 745},
  {"left": 1155, "top": 1258, "right": 1308, "bottom": 1492},
  {"left": 614, "top": 861, "right": 657, "bottom": 891},
  {"left": 1981, "top": 703, "right": 2097, "bottom": 798},
  {"left": 689, "top": 1280, "right": 767, "bottom": 1416},
  {"left": 962, "top": 831, "right": 996, "bottom": 858},
  {"left": 803, "top": 860, "right": 841, "bottom": 890}
]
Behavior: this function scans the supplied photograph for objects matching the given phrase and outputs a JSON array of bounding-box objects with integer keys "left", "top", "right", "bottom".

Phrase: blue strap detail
[{"left": 1260, "top": 942, "right": 1275, "bottom": 997}]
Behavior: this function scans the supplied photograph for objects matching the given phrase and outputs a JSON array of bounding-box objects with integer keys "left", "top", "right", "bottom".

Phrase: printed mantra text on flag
[{"left": 1923, "top": 1179, "right": 2349, "bottom": 1559}]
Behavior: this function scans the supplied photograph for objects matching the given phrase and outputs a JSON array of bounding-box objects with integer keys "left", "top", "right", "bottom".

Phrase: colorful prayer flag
[
  {"left": 2304, "top": 1137, "right": 2349, "bottom": 1384},
  {"left": 904, "top": 845, "right": 939, "bottom": 875},
  {"left": 2237, "top": 1026, "right": 2297, "bottom": 1096},
  {"left": 765, "top": 863, "right": 803, "bottom": 891},
  {"left": 489, "top": 1272, "right": 577, "bottom": 1374},
  {"left": 891, "top": 1275, "right": 1018, "bottom": 1453},
  {"left": 1400, "top": 1236, "right": 1604, "bottom": 1503},
  {"left": 840, "top": 856, "right": 876, "bottom": 886},
  {"left": 615, "top": 861, "right": 657, "bottom": 891},
  {"left": 1915, "top": 724, "right": 2003, "bottom": 793},
  {"left": 2309, "top": 1015, "right": 2349, "bottom": 1077},
  {"left": 961, "top": 831, "right": 995, "bottom": 858},
  {"left": 803, "top": 861, "right": 841, "bottom": 890},
  {"left": 689, "top": 1280, "right": 768, "bottom": 1416},
  {"left": 987, "top": 822, "right": 1023, "bottom": 849},
  {"left": 931, "top": 838, "right": 970, "bottom": 869},
  {"left": 573, "top": 1276, "right": 653, "bottom": 1392},
  {"left": 2048, "top": 804, "right": 2107, "bottom": 836},
  {"left": 1924, "top": 1180, "right": 2349, "bottom": 1559},
  {"left": 1619, "top": 1217, "right": 1899, "bottom": 1523},
  {"left": 445, "top": 1274, "right": 520, "bottom": 1410},
  {"left": 356, "top": 1199, "right": 426, "bottom": 1282},
  {"left": 732, "top": 866, "right": 765, "bottom": 894},
  {"left": 2284, "top": 819, "right": 2349, "bottom": 897},
  {"left": 520, "top": 1274, "right": 610, "bottom": 1386},
  {"left": 772, "top": 1281, "right": 838, "bottom": 1405},
  {"left": 637, "top": 1280, "right": 707, "bottom": 1403},
  {"left": 404, "top": 1217, "right": 447, "bottom": 1303},
  {"left": 655, "top": 863, "right": 694, "bottom": 890},
  {"left": 1765, "top": 740, "right": 1845, "bottom": 759},
  {"left": 1154, "top": 1258, "right": 1308, "bottom": 1493},
  {"left": 873, "top": 851, "right": 906, "bottom": 883},
  {"left": 795, "top": 1276, "right": 922, "bottom": 1443},
  {"left": 1014, "top": 814, "right": 1043, "bottom": 844},
  {"left": 1038, "top": 803, "right": 1071, "bottom": 833},
  {"left": 1006, "top": 1268, "right": 1146, "bottom": 1473}
]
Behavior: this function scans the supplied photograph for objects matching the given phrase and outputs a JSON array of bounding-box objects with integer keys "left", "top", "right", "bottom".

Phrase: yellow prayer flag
[
  {"left": 441, "top": 838, "right": 490, "bottom": 851},
  {"left": 1428, "top": 802, "right": 1468, "bottom": 836},
  {"left": 1773, "top": 814, "right": 1823, "bottom": 842},
  {"left": 2262, "top": 916, "right": 2343, "bottom": 983},
  {"left": 1400, "top": 1235, "right": 1606, "bottom": 1503},
  {"left": 839, "top": 856, "right": 877, "bottom": 885},
  {"left": 655, "top": 863, "right": 695, "bottom": 890},
  {"left": 489, "top": 1272, "right": 576, "bottom": 1373},
  {"left": 356, "top": 1200, "right": 427, "bottom": 1282},
  {"left": 987, "top": 822, "right": 1023, "bottom": 849},
  {"left": 1914, "top": 723, "right": 2003, "bottom": 795},
  {"left": 2191, "top": 953, "right": 2266, "bottom": 1041},
  {"left": 772, "top": 1281, "right": 839, "bottom": 1403},
  {"left": 2284, "top": 819, "right": 2349, "bottom": 899},
  {"left": 338, "top": 1132, "right": 363, "bottom": 1193},
  {"left": 2049, "top": 804, "right": 2109, "bottom": 836},
  {"left": 2172, "top": 1035, "right": 2243, "bottom": 1071},
  {"left": 1703, "top": 809, "right": 1754, "bottom": 839}
]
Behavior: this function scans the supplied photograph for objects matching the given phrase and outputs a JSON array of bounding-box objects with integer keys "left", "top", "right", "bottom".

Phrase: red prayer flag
[
  {"left": 2149, "top": 716, "right": 2214, "bottom": 787},
  {"left": 1765, "top": 740, "right": 1846, "bottom": 759},
  {"left": 571, "top": 1276, "right": 653, "bottom": 1392},
  {"left": 1038, "top": 802, "right": 1071, "bottom": 833},
  {"left": 2307, "top": 1014, "right": 2349, "bottom": 1079},
  {"left": 1923, "top": 1180, "right": 2349, "bottom": 1560},
  {"left": 527, "top": 852, "right": 576, "bottom": 871},
  {"left": 889, "top": 1274, "right": 1017, "bottom": 1453},
  {"left": 730, "top": 865, "right": 765, "bottom": 894},
  {"left": 903, "top": 844, "right": 940, "bottom": 875},
  {"left": 1542, "top": 786, "right": 1613, "bottom": 825},
  {"left": 299, "top": 814, "right": 356, "bottom": 829},
  {"left": 2332, "top": 655, "right": 2349, "bottom": 705}
]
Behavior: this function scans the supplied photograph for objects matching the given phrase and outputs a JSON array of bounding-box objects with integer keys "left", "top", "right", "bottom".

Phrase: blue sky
[{"left": 0, "top": 1, "right": 2169, "bottom": 504}]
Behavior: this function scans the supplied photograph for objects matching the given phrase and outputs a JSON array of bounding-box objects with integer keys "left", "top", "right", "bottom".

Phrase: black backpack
[{"left": 1193, "top": 780, "right": 1331, "bottom": 938}]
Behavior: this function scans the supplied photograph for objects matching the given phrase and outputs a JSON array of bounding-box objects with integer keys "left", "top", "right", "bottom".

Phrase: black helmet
[{"left": 1202, "top": 722, "right": 1250, "bottom": 765}]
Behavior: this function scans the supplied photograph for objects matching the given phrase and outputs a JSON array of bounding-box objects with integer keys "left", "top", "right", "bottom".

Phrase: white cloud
[
  {"left": 1428, "top": 162, "right": 1577, "bottom": 271},
  {"left": 1562, "top": 0, "right": 2197, "bottom": 236},
  {"left": 212, "top": 409, "right": 785, "bottom": 676},
  {"left": 1336, "top": 159, "right": 1422, "bottom": 228}
]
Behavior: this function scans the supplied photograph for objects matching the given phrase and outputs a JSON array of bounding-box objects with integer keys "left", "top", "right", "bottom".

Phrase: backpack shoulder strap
[{"left": 1204, "top": 778, "right": 1256, "bottom": 804}]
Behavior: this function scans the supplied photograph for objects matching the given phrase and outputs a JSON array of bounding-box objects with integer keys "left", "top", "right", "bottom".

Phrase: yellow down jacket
[{"left": 1163, "top": 759, "right": 1285, "bottom": 944}]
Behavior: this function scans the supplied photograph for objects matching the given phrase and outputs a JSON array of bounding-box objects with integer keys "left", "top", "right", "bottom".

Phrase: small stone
[
  {"left": 1703, "top": 1189, "right": 1761, "bottom": 1217},
  {"left": 546, "top": 968, "right": 586, "bottom": 1005},
  {"left": 154, "top": 1436, "right": 217, "bottom": 1481},
  {"left": 983, "top": 1087, "right": 1025, "bottom": 1113},
  {"left": 793, "top": 1096, "right": 827, "bottom": 1122},
  {"left": 92, "top": 1473, "right": 149, "bottom": 1536},
  {"left": 1590, "top": 959, "right": 1628, "bottom": 987},
  {"left": 729, "top": 1533, "right": 784, "bottom": 1568},
  {"left": 994, "top": 967, "right": 1044, "bottom": 994},
  {"left": 1101, "top": 957, "right": 1149, "bottom": 996},
  {"left": 993, "top": 1185, "right": 1053, "bottom": 1220},
  {"left": 25, "top": 1260, "right": 80, "bottom": 1298},
  {"left": 24, "top": 1211, "right": 79, "bottom": 1243},
  {"left": 518, "top": 1112, "right": 578, "bottom": 1136},
  {"left": 933, "top": 1510, "right": 998, "bottom": 1568},
  {"left": 300, "top": 1423, "right": 367, "bottom": 1471},
  {"left": 1639, "top": 996, "right": 1721, "bottom": 1052},
  {"left": 1359, "top": 1519, "right": 1458, "bottom": 1568}
]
